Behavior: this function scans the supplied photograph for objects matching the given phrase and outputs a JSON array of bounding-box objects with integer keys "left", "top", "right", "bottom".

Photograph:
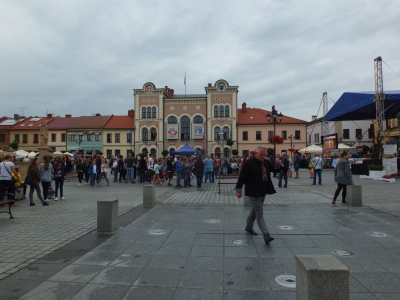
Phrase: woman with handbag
[
  {"left": 0, "top": 155, "right": 18, "bottom": 201},
  {"left": 27, "top": 158, "right": 48, "bottom": 206},
  {"left": 39, "top": 155, "right": 54, "bottom": 202},
  {"left": 332, "top": 151, "right": 354, "bottom": 204}
]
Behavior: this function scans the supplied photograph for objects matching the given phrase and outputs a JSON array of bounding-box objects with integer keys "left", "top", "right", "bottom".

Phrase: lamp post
[
  {"left": 288, "top": 134, "right": 293, "bottom": 159},
  {"left": 214, "top": 132, "right": 224, "bottom": 157},
  {"left": 266, "top": 105, "right": 283, "bottom": 156},
  {"left": 75, "top": 134, "right": 83, "bottom": 152}
]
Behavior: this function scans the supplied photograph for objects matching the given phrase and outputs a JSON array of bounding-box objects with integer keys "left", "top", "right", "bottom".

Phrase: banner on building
[
  {"left": 167, "top": 126, "right": 178, "bottom": 139},
  {"left": 192, "top": 124, "right": 204, "bottom": 140}
]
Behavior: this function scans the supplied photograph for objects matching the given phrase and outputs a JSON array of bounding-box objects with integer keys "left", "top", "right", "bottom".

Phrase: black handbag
[{"left": 24, "top": 172, "right": 33, "bottom": 185}]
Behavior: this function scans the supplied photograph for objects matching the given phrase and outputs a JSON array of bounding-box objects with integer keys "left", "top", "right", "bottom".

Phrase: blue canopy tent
[
  {"left": 171, "top": 143, "right": 202, "bottom": 156},
  {"left": 325, "top": 90, "right": 400, "bottom": 121}
]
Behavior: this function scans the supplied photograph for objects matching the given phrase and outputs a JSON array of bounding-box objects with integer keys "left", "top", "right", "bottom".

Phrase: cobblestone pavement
[{"left": 0, "top": 177, "right": 178, "bottom": 279}]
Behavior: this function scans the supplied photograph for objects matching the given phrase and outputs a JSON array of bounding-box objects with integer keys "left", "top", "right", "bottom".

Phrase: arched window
[
  {"left": 150, "top": 148, "right": 156, "bottom": 157},
  {"left": 215, "top": 147, "right": 221, "bottom": 156},
  {"left": 193, "top": 115, "right": 203, "bottom": 124},
  {"left": 219, "top": 105, "right": 224, "bottom": 117},
  {"left": 223, "top": 126, "right": 230, "bottom": 140},
  {"left": 168, "top": 116, "right": 177, "bottom": 124},
  {"left": 142, "top": 128, "right": 148, "bottom": 141},
  {"left": 181, "top": 116, "right": 190, "bottom": 140},
  {"left": 214, "top": 106, "right": 218, "bottom": 118},
  {"left": 225, "top": 105, "right": 230, "bottom": 117},
  {"left": 214, "top": 126, "right": 221, "bottom": 140},
  {"left": 150, "top": 128, "right": 156, "bottom": 141},
  {"left": 152, "top": 107, "right": 156, "bottom": 118},
  {"left": 147, "top": 107, "right": 151, "bottom": 118},
  {"left": 142, "top": 107, "right": 146, "bottom": 118}
]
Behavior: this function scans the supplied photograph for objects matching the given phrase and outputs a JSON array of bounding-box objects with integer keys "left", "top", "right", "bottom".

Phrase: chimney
[
  {"left": 208, "top": 83, "right": 212, "bottom": 87},
  {"left": 128, "top": 109, "right": 134, "bottom": 118},
  {"left": 311, "top": 115, "right": 317, "bottom": 121},
  {"left": 65, "top": 114, "right": 72, "bottom": 118},
  {"left": 165, "top": 86, "right": 168, "bottom": 90},
  {"left": 171, "top": 89, "right": 174, "bottom": 96},
  {"left": 95, "top": 113, "right": 101, "bottom": 116},
  {"left": 242, "top": 102, "right": 247, "bottom": 113},
  {"left": 47, "top": 113, "right": 52, "bottom": 118},
  {"left": 14, "top": 114, "right": 20, "bottom": 120}
]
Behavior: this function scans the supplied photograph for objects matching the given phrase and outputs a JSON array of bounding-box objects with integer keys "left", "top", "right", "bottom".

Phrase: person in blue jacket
[{"left": 89, "top": 160, "right": 98, "bottom": 187}]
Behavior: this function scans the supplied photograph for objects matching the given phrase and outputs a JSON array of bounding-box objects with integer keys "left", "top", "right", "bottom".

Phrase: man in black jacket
[
  {"left": 194, "top": 156, "right": 204, "bottom": 188},
  {"left": 235, "top": 146, "right": 276, "bottom": 244}
]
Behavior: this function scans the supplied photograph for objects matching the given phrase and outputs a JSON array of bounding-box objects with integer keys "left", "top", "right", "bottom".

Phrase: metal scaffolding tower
[
  {"left": 322, "top": 92, "right": 329, "bottom": 138},
  {"left": 374, "top": 56, "right": 385, "bottom": 143}
]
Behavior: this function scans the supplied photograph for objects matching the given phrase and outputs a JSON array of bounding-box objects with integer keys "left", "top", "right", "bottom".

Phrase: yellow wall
[
  {"left": 48, "top": 130, "right": 67, "bottom": 151},
  {"left": 10, "top": 130, "right": 41, "bottom": 151},
  {"left": 103, "top": 129, "right": 134, "bottom": 158}
]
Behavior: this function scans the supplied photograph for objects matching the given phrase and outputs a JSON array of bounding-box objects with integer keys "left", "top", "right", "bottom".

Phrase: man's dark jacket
[
  {"left": 236, "top": 157, "right": 276, "bottom": 197},
  {"left": 194, "top": 158, "right": 204, "bottom": 173}
]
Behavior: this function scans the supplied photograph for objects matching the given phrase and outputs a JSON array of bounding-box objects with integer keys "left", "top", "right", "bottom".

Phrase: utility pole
[{"left": 374, "top": 56, "right": 385, "bottom": 162}]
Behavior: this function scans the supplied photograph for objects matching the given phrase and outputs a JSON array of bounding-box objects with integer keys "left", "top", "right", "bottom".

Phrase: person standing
[
  {"left": 166, "top": 157, "right": 174, "bottom": 186},
  {"left": 332, "top": 151, "right": 353, "bottom": 204},
  {"left": 112, "top": 158, "right": 119, "bottom": 182},
  {"left": 89, "top": 160, "right": 97, "bottom": 187},
  {"left": 39, "top": 155, "right": 54, "bottom": 202},
  {"left": 277, "top": 152, "right": 289, "bottom": 188},
  {"left": 222, "top": 156, "right": 228, "bottom": 174},
  {"left": 175, "top": 157, "right": 183, "bottom": 187},
  {"left": 194, "top": 156, "right": 204, "bottom": 188},
  {"left": 293, "top": 152, "right": 301, "bottom": 179},
  {"left": 203, "top": 155, "right": 213, "bottom": 184},
  {"left": 27, "top": 158, "right": 48, "bottom": 206},
  {"left": 182, "top": 157, "right": 192, "bottom": 187},
  {"left": 76, "top": 158, "right": 86, "bottom": 186},
  {"left": 100, "top": 161, "right": 110, "bottom": 186},
  {"left": 54, "top": 160, "right": 67, "bottom": 200},
  {"left": 125, "top": 153, "right": 136, "bottom": 183},
  {"left": 311, "top": 153, "right": 324, "bottom": 185},
  {"left": 140, "top": 156, "right": 148, "bottom": 183},
  {"left": 235, "top": 146, "right": 276, "bottom": 245},
  {"left": 0, "top": 155, "right": 18, "bottom": 201}
]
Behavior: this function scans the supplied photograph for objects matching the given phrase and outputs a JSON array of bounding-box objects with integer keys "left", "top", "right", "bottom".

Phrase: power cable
[{"left": 382, "top": 60, "right": 400, "bottom": 79}]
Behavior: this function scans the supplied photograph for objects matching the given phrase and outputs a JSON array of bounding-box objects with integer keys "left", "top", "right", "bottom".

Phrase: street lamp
[
  {"left": 75, "top": 134, "right": 83, "bottom": 152},
  {"left": 266, "top": 105, "right": 283, "bottom": 156},
  {"left": 214, "top": 132, "right": 224, "bottom": 157},
  {"left": 288, "top": 134, "right": 293, "bottom": 159}
]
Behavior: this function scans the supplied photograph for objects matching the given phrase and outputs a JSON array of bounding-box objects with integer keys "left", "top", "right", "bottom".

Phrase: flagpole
[{"left": 184, "top": 71, "right": 186, "bottom": 97}]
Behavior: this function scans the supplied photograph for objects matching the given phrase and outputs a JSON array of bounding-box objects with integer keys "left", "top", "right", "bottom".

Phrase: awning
[{"left": 325, "top": 90, "right": 400, "bottom": 121}]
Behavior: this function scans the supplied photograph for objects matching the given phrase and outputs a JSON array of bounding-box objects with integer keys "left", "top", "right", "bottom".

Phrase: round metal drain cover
[
  {"left": 367, "top": 232, "right": 386, "bottom": 237},
  {"left": 205, "top": 219, "right": 221, "bottom": 224},
  {"left": 275, "top": 275, "right": 296, "bottom": 288},
  {"left": 149, "top": 230, "right": 167, "bottom": 235},
  {"left": 331, "top": 249, "right": 353, "bottom": 256},
  {"left": 230, "top": 239, "right": 248, "bottom": 245},
  {"left": 278, "top": 225, "right": 294, "bottom": 230}
]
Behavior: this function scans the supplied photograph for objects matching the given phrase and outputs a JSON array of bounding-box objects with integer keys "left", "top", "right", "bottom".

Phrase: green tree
[
  {"left": 95, "top": 150, "right": 103, "bottom": 156},
  {"left": 267, "top": 148, "right": 274, "bottom": 155},
  {"left": 9, "top": 141, "right": 19, "bottom": 151},
  {"left": 225, "top": 138, "right": 234, "bottom": 147},
  {"left": 232, "top": 149, "right": 238, "bottom": 156},
  {"left": 161, "top": 150, "right": 169, "bottom": 157}
]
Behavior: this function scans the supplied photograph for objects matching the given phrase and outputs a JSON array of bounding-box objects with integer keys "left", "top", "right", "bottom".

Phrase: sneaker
[
  {"left": 61, "top": 197, "right": 66, "bottom": 200},
  {"left": 54, "top": 197, "right": 58, "bottom": 201},
  {"left": 45, "top": 199, "right": 51, "bottom": 202},
  {"left": 30, "top": 202, "right": 35, "bottom": 206},
  {"left": 42, "top": 202, "right": 49, "bottom": 206},
  {"left": 78, "top": 183, "right": 82, "bottom": 186}
]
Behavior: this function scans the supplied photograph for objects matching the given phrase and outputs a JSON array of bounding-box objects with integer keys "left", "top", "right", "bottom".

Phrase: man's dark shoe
[
  {"left": 264, "top": 235, "right": 274, "bottom": 245},
  {"left": 42, "top": 202, "right": 49, "bottom": 206},
  {"left": 245, "top": 228, "right": 258, "bottom": 235}
]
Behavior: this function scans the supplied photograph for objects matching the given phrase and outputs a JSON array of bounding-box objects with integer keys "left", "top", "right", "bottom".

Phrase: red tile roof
[
  {"left": 9, "top": 116, "right": 57, "bottom": 130},
  {"left": 68, "top": 115, "right": 112, "bottom": 129},
  {"left": 48, "top": 116, "right": 79, "bottom": 130},
  {"left": 103, "top": 115, "right": 135, "bottom": 129},
  {"left": 237, "top": 108, "right": 307, "bottom": 125}
]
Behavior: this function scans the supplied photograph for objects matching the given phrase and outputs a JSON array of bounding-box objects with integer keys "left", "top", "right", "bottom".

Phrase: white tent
[
  {"left": 15, "top": 149, "right": 28, "bottom": 156},
  {"left": 27, "top": 152, "right": 39, "bottom": 158},
  {"left": 338, "top": 143, "right": 351, "bottom": 149},
  {"left": 298, "top": 144, "right": 323, "bottom": 154}
]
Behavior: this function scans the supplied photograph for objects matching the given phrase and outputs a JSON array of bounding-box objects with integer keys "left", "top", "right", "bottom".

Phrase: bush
[
  {"left": 9, "top": 141, "right": 19, "bottom": 151},
  {"left": 232, "top": 149, "right": 238, "bottom": 156},
  {"left": 161, "top": 150, "right": 169, "bottom": 157},
  {"left": 368, "top": 164, "right": 384, "bottom": 171}
]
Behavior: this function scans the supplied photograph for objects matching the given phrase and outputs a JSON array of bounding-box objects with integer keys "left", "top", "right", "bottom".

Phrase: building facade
[
  {"left": 47, "top": 114, "right": 79, "bottom": 152},
  {"left": 133, "top": 80, "right": 238, "bottom": 157}
]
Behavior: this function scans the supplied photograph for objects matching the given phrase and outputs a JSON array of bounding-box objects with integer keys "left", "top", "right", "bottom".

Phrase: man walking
[
  {"left": 311, "top": 153, "right": 324, "bottom": 185},
  {"left": 293, "top": 151, "right": 301, "bottom": 179},
  {"left": 235, "top": 146, "right": 276, "bottom": 245},
  {"left": 125, "top": 153, "right": 136, "bottom": 183},
  {"left": 277, "top": 152, "right": 289, "bottom": 188},
  {"left": 194, "top": 156, "right": 204, "bottom": 188}
]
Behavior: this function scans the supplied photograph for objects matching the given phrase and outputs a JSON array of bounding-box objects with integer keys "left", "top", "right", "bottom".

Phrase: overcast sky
[{"left": 1, "top": 0, "right": 399, "bottom": 121}]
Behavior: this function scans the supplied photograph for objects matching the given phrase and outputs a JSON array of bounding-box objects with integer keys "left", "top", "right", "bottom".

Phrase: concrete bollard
[
  {"left": 296, "top": 255, "right": 349, "bottom": 300},
  {"left": 347, "top": 185, "right": 362, "bottom": 207},
  {"left": 143, "top": 185, "right": 156, "bottom": 208},
  {"left": 242, "top": 185, "right": 252, "bottom": 207},
  {"left": 97, "top": 199, "right": 118, "bottom": 233}
]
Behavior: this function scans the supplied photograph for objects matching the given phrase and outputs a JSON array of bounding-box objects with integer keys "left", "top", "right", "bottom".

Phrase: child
[
  {"left": 100, "top": 162, "right": 110, "bottom": 186},
  {"left": 153, "top": 160, "right": 161, "bottom": 185},
  {"left": 12, "top": 167, "right": 27, "bottom": 201},
  {"left": 89, "top": 160, "right": 97, "bottom": 187},
  {"left": 54, "top": 160, "right": 67, "bottom": 200}
]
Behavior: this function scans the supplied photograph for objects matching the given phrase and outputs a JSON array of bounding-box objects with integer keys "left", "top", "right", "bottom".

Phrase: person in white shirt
[
  {"left": 147, "top": 155, "right": 154, "bottom": 183},
  {"left": 112, "top": 159, "right": 119, "bottom": 182},
  {"left": 23, "top": 156, "right": 30, "bottom": 162}
]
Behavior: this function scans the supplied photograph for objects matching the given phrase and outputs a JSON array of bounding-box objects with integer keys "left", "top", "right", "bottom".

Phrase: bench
[
  {"left": 218, "top": 174, "right": 239, "bottom": 194},
  {"left": 0, "top": 200, "right": 15, "bottom": 219}
]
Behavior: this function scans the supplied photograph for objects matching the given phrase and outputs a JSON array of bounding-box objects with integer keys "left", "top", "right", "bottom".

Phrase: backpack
[{"left": 42, "top": 169, "right": 52, "bottom": 182}]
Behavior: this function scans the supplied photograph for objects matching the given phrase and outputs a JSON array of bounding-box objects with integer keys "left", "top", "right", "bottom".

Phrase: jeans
[
  {"left": 278, "top": 171, "right": 287, "bottom": 187},
  {"left": 196, "top": 171, "right": 203, "bottom": 187},
  {"left": 29, "top": 181, "right": 45, "bottom": 203},
  {"left": 333, "top": 183, "right": 347, "bottom": 202},
  {"left": 54, "top": 178, "right": 64, "bottom": 197},
  {"left": 204, "top": 171, "right": 213, "bottom": 183},
  {"left": 113, "top": 169, "right": 119, "bottom": 182},
  {"left": 313, "top": 169, "right": 322, "bottom": 184},
  {"left": 176, "top": 172, "right": 182, "bottom": 186},
  {"left": 78, "top": 172, "right": 84, "bottom": 183},
  {"left": 247, "top": 196, "right": 270, "bottom": 237},
  {"left": 183, "top": 173, "right": 191, "bottom": 187},
  {"left": 41, "top": 181, "right": 50, "bottom": 199},
  {"left": 213, "top": 167, "right": 219, "bottom": 179},
  {"left": 90, "top": 173, "right": 97, "bottom": 186},
  {"left": 222, "top": 166, "right": 227, "bottom": 174},
  {"left": 125, "top": 167, "right": 135, "bottom": 183}
]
